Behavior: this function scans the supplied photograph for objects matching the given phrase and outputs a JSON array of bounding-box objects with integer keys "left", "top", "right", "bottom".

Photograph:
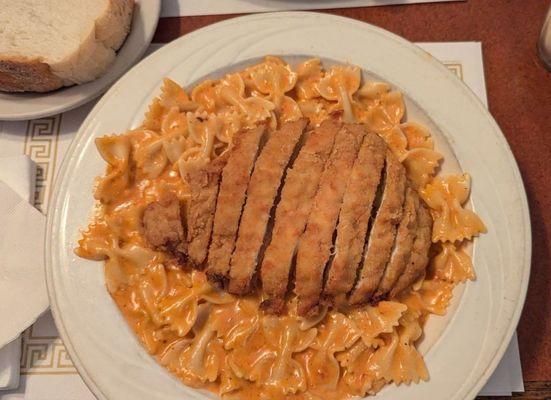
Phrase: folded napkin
[
  {"left": 0, "top": 156, "right": 48, "bottom": 390},
  {"left": 0, "top": 156, "right": 35, "bottom": 202},
  {"left": 0, "top": 340, "right": 20, "bottom": 392}
]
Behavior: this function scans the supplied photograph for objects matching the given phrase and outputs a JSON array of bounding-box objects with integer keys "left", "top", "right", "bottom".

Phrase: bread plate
[
  {"left": 0, "top": 0, "right": 160, "bottom": 121},
  {"left": 45, "top": 12, "right": 531, "bottom": 400}
]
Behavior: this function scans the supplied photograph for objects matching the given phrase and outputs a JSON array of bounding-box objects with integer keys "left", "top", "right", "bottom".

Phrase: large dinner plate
[
  {"left": 0, "top": 0, "right": 161, "bottom": 121},
  {"left": 45, "top": 12, "right": 531, "bottom": 400}
]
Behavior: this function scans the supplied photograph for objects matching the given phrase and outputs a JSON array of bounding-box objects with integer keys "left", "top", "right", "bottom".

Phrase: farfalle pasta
[
  {"left": 295, "top": 58, "right": 323, "bottom": 100},
  {"left": 362, "top": 91, "right": 405, "bottom": 133},
  {"left": 420, "top": 173, "right": 487, "bottom": 242},
  {"left": 76, "top": 56, "right": 486, "bottom": 399},
  {"left": 403, "top": 148, "right": 443, "bottom": 188},
  {"left": 317, "top": 65, "right": 361, "bottom": 123},
  {"left": 429, "top": 242, "right": 476, "bottom": 283},
  {"left": 143, "top": 78, "right": 197, "bottom": 131},
  {"left": 349, "top": 301, "right": 407, "bottom": 348},
  {"left": 244, "top": 56, "right": 297, "bottom": 109},
  {"left": 306, "top": 313, "right": 360, "bottom": 390}
]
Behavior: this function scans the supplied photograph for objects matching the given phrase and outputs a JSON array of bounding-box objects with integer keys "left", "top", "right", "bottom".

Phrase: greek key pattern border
[
  {"left": 23, "top": 114, "right": 61, "bottom": 212},
  {"left": 19, "top": 115, "right": 76, "bottom": 375},
  {"left": 444, "top": 62, "right": 464, "bottom": 80},
  {"left": 20, "top": 326, "right": 75, "bottom": 375}
]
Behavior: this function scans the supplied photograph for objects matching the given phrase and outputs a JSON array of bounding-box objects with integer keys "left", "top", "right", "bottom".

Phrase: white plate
[
  {"left": 45, "top": 12, "right": 531, "bottom": 400},
  {"left": 0, "top": 0, "right": 161, "bottom": 121}
]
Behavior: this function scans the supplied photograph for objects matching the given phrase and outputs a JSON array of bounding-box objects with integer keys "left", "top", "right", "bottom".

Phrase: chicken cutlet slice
[
  {"left": 228, "top": 118, "right": 308, "bottom": 295},
  {"left": 295, "top": 123, "right": 366, "bottom": 317},
  {"left": 348, "top": 151, "right": 407, "bottom": 305},
  {"left": 372, "top": 187, "right": 419, "bottom": 301},
  {"left": 142, "top": 193, "right": 186, "bottom": 254},
  {"left": 323, "top": 132, "right": 386, "bottom": 303},
  {"left": 184, "top": 153, "right": 228, "bottom": 267},
  {"left": 206, "top": 125, "right": 266, "bottom": 287},
  {"left": 260, "top": 119, "right": 341, "bottom": 314},
  {"left": 390, "top": 203, "right": 433, "bottom": 298}
]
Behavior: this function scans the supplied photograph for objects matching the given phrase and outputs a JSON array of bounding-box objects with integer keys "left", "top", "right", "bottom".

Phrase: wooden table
[{"left": 155, "top": 1, "right": 551, "bottom": 398}]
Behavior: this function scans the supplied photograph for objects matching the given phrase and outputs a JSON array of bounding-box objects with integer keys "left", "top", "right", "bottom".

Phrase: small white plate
[
  {"left": 46, "top": 12, "right": 531, "bottom": 400},
  {"left": 0, "top": 0, "right": 161, "bottom": 121}
]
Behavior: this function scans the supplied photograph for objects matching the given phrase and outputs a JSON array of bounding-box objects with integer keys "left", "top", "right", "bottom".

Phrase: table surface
[{"left": 154, "top": 0, "right": 551, "bottom": 398}]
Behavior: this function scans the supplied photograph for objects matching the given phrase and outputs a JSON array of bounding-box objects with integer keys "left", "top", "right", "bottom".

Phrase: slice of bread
[{"left": 0, "top": 0, "right": 134, "bottom": 92}]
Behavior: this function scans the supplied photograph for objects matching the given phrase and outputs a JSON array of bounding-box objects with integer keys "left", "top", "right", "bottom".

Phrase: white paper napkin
[
  {"left": 0, "top": 340, "right": 19, "bottom": 391},
  {"left": 0, "top": 156, "right": 48, "bottom": 390},
  {"left": 161, "top": 0, "right": 461, "bottom": 17},
  {"left": 0, "top": 181, "right": 48, "bottom": 345},
  {"left": 0, "top": 157, "right": 35, "bottom": 202},
  {"left": 0, "top": 156, "right": 36, "bottom": 391}
]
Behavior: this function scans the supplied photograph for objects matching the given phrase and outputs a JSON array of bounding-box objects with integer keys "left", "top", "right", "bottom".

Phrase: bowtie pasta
[{"left": 76, "top": 56, "right": 486, "bottom": 399}]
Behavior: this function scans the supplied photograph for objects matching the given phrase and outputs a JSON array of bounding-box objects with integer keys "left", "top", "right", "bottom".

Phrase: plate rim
[
  {"left": 0, "top": 0, "right": 161, "bottom": 121},
  {"left": 45, "top": 11, "right": 532, "bottom": 400}
]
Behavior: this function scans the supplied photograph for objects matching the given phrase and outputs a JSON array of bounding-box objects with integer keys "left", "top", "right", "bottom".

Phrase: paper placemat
[
  {"left": 161, "top": 0, "right": 462, "bottom": 17},
  {"left": 0, "top": 41, "right": 523, "bottom": 399}
]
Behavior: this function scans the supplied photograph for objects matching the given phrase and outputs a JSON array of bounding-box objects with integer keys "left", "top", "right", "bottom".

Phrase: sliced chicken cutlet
[
  {"left": 260, "top": 119, "right": 341, "bottom": 314},
  {"left": 390, "top": 203, "right": 433, "bottom": 298},
  {"left": 142, "top": 193, "right": 185, "bottom": 254},
  {"left": 295, "top": 124, "right": 366, "bottom": 317},
  {"left": 323, "top": 132, "right": 386, "bottom": 303},
  {"left": 206, "top": 125, "right": 266, "bottom": 287},
  {"left": 372, "top": 187, "right": 419, "bottom": 301},
  {"left": 228, "top": 119, "right": 308, "bottom": 295},
  {"left": 184, "top": 153, "right": 228, "bottom": 267},
  {"left": 348, "top": 151, "right": 407, "bottom": 305}
]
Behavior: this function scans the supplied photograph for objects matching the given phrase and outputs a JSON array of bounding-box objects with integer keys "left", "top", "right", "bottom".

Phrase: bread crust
[
  {"left": 96, "top": 0, "right": 135, "bottom": 50},
  {"left": 0, "top": 55, "right": 64, "bottom": 92}
]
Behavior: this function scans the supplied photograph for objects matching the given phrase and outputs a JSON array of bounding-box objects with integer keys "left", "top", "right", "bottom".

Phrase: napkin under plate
[{"left": 0, "top": 180, "right": 48, "bottom": 348}]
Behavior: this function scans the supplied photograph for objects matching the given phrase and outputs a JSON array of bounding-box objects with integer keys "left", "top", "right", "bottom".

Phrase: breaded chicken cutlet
[{"left": 142, "top": 118, "right": 433, "bottom": 315}]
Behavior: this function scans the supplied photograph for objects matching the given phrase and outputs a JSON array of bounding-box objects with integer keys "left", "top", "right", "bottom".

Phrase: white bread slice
[{"left": 0, "top": 0, "right": 134, "bottom": 92}]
